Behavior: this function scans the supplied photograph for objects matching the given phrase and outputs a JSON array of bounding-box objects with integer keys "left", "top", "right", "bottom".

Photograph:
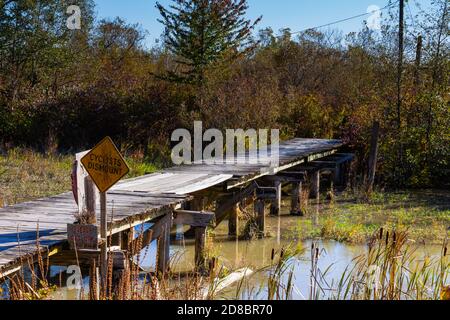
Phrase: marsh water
[{"left": 43, "top": 199, "right": 444, "bottom": 300}]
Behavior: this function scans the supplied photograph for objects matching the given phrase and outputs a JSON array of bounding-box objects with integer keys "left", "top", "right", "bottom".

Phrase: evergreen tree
[{"left": 156, "top": 0, "right": 261, "bottom": 84}]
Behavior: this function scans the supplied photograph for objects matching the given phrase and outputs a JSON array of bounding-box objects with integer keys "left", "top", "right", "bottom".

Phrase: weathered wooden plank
[
  {"left": 173, "top": 210, "right": 215, "bottom": 227},
  {"left": 108, "top": 191, "right": 187, "bottom": 199}
]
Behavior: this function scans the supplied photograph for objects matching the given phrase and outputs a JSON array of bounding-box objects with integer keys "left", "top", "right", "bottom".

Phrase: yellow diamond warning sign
[{"left": 81, "top": 137, "right": 130, "bottom": 193}]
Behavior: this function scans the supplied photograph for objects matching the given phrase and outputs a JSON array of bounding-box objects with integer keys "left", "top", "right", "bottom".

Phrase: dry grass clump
[
  {"left": 233, "top": 229, "right": 449, "bottom": 301},
  {"left": 0, "top": 149, "right": 159, "bottom": 208},
  {"left": 0, "top": 149, "right": 72, "bottom": 206},
  {"left": 333, "top": 229, "right": 449, "bottom": 300}
]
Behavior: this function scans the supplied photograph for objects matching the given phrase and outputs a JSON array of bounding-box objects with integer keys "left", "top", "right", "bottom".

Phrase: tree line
[{"left": 0, "top": 0, "right": 448, "bottom": 188}]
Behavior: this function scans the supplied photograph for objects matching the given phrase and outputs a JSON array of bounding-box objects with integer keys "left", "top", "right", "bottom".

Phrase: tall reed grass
[{"left": 1, "top": 227, "right": 448, "bottom": 301}]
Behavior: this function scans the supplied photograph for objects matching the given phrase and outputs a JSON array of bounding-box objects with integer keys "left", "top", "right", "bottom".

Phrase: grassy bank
[
  {"left": 0, "top": 149, "right": 158, "bottom": 206},
  {"left": 295, "top": 190, "right": 450, "bottom": 245}
]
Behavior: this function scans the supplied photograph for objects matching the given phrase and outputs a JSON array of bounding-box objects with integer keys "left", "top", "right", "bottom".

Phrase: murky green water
[{"left": 45, "top": 201, "right": 444, "bottom": 300}]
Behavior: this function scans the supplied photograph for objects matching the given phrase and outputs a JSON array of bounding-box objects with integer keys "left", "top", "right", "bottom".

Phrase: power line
[{"left": 276, "top": 0, "right": 399, "bottom": 37}]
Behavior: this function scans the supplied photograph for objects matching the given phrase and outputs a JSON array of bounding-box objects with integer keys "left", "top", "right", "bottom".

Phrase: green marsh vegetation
[{"left": 294, "top": 190, "right": 450, "bottom": 244}]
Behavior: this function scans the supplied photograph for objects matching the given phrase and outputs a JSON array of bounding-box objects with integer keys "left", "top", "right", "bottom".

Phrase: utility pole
[
  {"left": 414, "top": 35, "right": 423, "bottom": 88},
  {"left": 397, "top": 0, "right": 404, "bottom": 130},
  {"left": 395, "top": 0, "right": 405, "bottom": 184}
]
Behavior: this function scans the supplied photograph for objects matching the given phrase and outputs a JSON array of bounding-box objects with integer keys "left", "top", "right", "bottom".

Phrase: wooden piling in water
[
  {"left": 156, "top": 220, "right": 171, "bottom": 275},
  {"left": 228, "top": 203, "right": 239, "bottom": 236},
  {"left": 254, "top": 199, "right": 265, "bottom": 237},
  {"left": 290, "top": 181, "right": 304, "bottom": 216},
  {"left": 310, "top": 170, "right": 320, "bottom": 200},
  {"left": 195, "top": 227, "right": 207, "bottom": 273},
  {"left": 334, "top": 163, "right": 342, "bottom": 185},
  {"left": 270, "top": 180, "right": 282, "bottom": 216}
]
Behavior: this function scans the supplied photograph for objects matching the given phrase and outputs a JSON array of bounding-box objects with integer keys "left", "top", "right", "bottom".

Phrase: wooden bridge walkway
[{"left": 0, "top": 138, "right": 344, "bottom": 278}]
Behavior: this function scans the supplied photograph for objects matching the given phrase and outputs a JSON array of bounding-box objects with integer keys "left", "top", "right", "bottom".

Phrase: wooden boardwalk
[{"left": 0, "top": 138, "right": 344, "bottom": 277}]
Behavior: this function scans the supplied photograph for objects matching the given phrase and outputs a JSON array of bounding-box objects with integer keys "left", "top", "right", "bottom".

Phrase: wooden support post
[
  {"left": 111, "top": 232, "right": 122, "bottom": 248},
  {"left": 121, "top": 228, "right": 134, "bottom": 252},
  {"left": 89, "top": 261, "right": 100, "bottom": 300},
  {"left": 111, "top": 269, "right": 125, "bottom": 298},
  {"left": 340, "top": 162, "right": 346, "bottom": 187},
  {"left": 84, "top": 177, "right": 96, "bottom": 221},
  {"left": 270, "top": 180, "right": 282, "bottom": 216},
  {"left": 67, "top": 177, "right": 99, "bottom": 250},
  {"left": 310, "top": 170, "right": 320, "bottom": 200},
  {"left": 140, "top": 228, "right": 153, "bottom": 249},
  {"left": 99, "top": 192, "right": 107, "bottom": 289},
  {"left": 156, "top": 221, "right": 171, "bottom": 275},
  {"left": 254, "top": 199, "right": 265, "bottom": 237},
  {"left": 290, "top": 181, "right": 304, "bottom": 216},
  {"left": 343, "top": 161, "right": 351, "bottom": 187},
  {"left": 228, "top": 203, "right": 238, "bottom": 237},
  {"left": 215, "top": 183, "right": 257, "bottom": 226},
  {"left": 195, "top": 227, "right": 207, "bottom": 273},
  {"left": 110, "top": 250, "right": 128, "bottom": 298},
  {"left": 334, "top": 164, "right": 342, "bottom": 186},
  {"left": 75, "top": 150, "right": 98, "bottom": 217},
  {"left": 327, "top": 180, "right": 335, "bottom": 201}
]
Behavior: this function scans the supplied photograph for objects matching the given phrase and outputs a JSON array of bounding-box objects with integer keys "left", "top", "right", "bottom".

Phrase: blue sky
[{"left": 93, "top": 0, "right": 431, "bottom": 48}]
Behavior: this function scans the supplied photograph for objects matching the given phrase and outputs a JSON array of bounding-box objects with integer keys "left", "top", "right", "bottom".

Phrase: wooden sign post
[{"left": 81, "top": 137, "right": 130, "bottom": 288}]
